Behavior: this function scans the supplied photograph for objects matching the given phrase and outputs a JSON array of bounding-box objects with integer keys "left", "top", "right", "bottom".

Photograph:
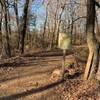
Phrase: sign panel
[{"left": 58, "top": 33, "right": 71, "bottom": 50}]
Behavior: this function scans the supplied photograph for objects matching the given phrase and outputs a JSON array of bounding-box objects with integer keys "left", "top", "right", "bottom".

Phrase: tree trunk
[
  {"left": 50, "top": 2, "right": 59, "bottom": 49},
  {"left": 14, "top": 0, "right": 20, "bottom": 49},
  {"left": 1, "top": 1, "right": 11, "bottom": 58},
  {"left": 96, "top": 47, "right": 100, "bottom": 80},
  {"left": 42, "top": 2, "right": 49, "bottom": 48},
  {"left": 50, "top": 17, "right": 56, "bottom": 49},
  {"left": 70, "top": 17, "right": 74, "bottom": 44},
  {"left": 7, "top": 0, "right": 11, "bottom": 36},
  {"left": 83, "top": 0, "right": 100, "bottom": 80},
  {"left": 18, "top": 0, "right": 30, "bottom": 53},
  {"left": 0, "top": 9, "right": 2, "bottom": 33},
  {"left": 55, "top": 4, "right": 66, "bottom": 47}
]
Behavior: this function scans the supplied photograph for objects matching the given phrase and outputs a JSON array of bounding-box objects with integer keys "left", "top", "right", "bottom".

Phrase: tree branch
[
  {"left": 95, "top": 1, "right": 100, "bottom": 8},
  {"left": 66, "top": 16, "right": 87, "bottom": 29}
]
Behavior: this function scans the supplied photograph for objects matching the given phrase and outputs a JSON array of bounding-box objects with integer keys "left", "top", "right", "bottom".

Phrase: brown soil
[{"left": 0, "top": 46, "right": 100, "bottom": 100}]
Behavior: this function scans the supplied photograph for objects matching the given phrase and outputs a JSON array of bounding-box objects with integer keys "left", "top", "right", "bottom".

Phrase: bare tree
[
  {"left": 14, "top": 0, "right": 20, "bottom": 49},
  {"left": 0, "top": 4, "right": 2, "bottom": 34},
  {"left": 55, "top": 1, "right": 66, "bottom": 47},
  {"left": 0, "top": 0, "right": 11, "bottom": 58},
  {"left": 18, "top": 0, "right": 30, "bottom": 53},
  {"left": 42, "top": 1, "right": 50, "bottom": 47},
  {"left": 84, "top": 0, "right": 100, "bottom": 80}
]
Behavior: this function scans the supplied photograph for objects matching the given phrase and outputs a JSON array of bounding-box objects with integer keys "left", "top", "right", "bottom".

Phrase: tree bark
[
  {"left": 7, "top": 0, "right": 11, "bottom": 36},
  {"left": 96, "top": 47, "right": 100, "bottom": 80},
  {"left": 0, "top": 8, "right": 2, "bottom": 33},
  {"left": 0, "top": 0, "right": 11, "bottom": 58},
  {"left": 55, "top": 4, "right": 66, "bottom": 47},
  {"left": 14, "top": 0, "right": 20, "bottom": 49},
  {"left": 18, "top": 0, "right": 30, "bottom": 53},
  {"left": 83, "top": 0, "right": 100, "bottom": 80},
  {"left": 70, "top": 17, "right": 74, "bottom": 44},
  {"left": 42, "top": 5, "right": 48, "bottom": 47}
]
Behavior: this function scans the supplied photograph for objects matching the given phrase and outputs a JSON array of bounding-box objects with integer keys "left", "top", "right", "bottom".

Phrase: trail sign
[
  {"left": 58, "top": 32, "right": 71, "bottom": 78},
  {"left": 58, "top": 33, "right": 71, "bottom": 50}
]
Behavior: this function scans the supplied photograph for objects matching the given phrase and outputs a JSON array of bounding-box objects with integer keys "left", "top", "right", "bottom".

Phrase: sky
[
  {"left": 10, "top": 0, "right": 100, "bottom": 31},
  {"left": 31, "top": 0, "right": 46, "bottom": 29},
  {"left": 18, "top": 0, "right": 45, "bottom": 29}
]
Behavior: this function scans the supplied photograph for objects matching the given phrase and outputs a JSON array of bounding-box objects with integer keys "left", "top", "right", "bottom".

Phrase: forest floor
[{"left": 0, "top": 45, "right": 100, "bottom": 100}]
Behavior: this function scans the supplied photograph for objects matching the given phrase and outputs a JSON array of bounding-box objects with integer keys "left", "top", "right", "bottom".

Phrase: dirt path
[
  {"left": 1, "top": 47, "right": 99, "bottom": 100},
  {"left": 0, "top": 53, "right": 75, "bottom": 100}
]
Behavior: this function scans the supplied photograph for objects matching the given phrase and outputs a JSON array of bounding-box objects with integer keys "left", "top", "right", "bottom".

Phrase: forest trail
[
  {"left": 0, "top": 50, "right": 75, "bottom": 100},
  {"left": 0, "top": 46, "right": 100, "bottom": 100}
]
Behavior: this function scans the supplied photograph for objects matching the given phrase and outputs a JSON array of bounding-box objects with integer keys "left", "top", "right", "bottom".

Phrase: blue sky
[
  {"left": 32, "top": 0, "right": 46, "bottom": 26},
  {"left": 18, "top": 0, "right": 45, "bottom": 29}
]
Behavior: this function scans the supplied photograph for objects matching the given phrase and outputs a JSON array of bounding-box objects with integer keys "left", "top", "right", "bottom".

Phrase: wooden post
[{"left": 62, "top": 49, "right": 66, "bottom": 78}]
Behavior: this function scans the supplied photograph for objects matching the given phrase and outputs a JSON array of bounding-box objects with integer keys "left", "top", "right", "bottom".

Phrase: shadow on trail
[
  {"left": 0, "top": 66, "right": 59, "bottom": 83},
  {"left": 0, "top": 50, "right": 73, "bottom": 68},
  {"left": 0, "top": 79, "right": 65, "bottom": 100},
  {"left": 0, "top": 72, "right": 82, "bottom": 100},
  {"left": 22, "top": 49, "right": 73, "bottom": 57},
  {"left": 0, "top": 56, "right": 61, "bottom": 68}
]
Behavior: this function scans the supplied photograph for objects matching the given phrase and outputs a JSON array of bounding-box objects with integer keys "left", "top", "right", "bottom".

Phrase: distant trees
[
  {"left": 41, "top": 0, "right": 87, "bottom": 49},
  {"left": 0, "top": 0, "right": 31, "bottom": 57},
  {"left": 0, "top": 0, "right": 87, "bottom": 56},
  {"left": 0, "top": 0, "right": 96, "bottom": 58}
]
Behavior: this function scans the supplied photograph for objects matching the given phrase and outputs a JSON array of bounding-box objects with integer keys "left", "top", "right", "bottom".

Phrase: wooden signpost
[{"left": 58, "top": 32, "right": 71, "bottom": 78}]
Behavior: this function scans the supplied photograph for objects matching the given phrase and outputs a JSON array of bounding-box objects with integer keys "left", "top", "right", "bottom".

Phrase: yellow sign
[{"left": 58, "top": 33, "right": 71, "bottom": 50}]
